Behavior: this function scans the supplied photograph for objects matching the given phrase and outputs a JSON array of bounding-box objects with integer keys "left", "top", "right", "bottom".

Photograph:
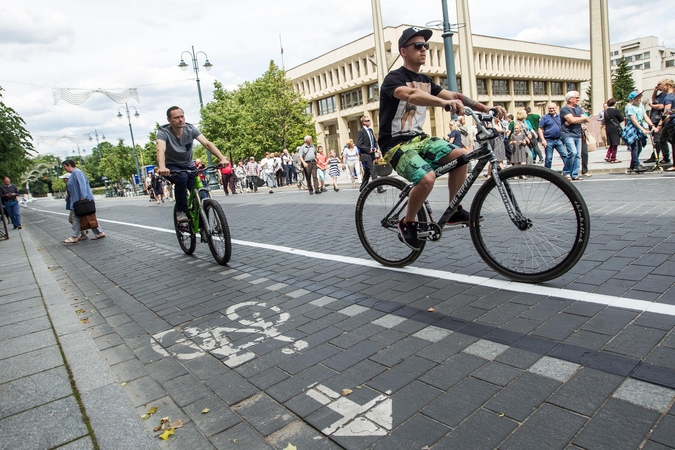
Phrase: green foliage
[
  {"left": 142, "top": 124, "right": 160, "bottom": 168},
  {"left": 612, "top": 57, "right": 636, "bottom": 110},
  {"left": 201, "top": 61, "right": 315, "bottom": 162},
  {"left": 51, "top": 178, "right": 66, "bottom": 192},
  {"left": 98, "top": 139, "right": 137, "bottom": 182},
  {"left": 582, "top": 84, "right": 592, "bottom": 112},
  {"left": 0, "top": 86, "right": 35, "bottom": 181}
]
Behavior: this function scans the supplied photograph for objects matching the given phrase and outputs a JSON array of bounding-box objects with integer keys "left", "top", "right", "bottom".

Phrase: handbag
[{"left": 73, "top": 198, "right": 96, "bottom": 217}]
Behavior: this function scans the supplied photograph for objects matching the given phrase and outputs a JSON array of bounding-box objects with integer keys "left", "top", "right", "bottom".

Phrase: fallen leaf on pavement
[
  {"left": 354, "top": 385, "right": 362, "bottom": 389},
  {"left": 172, "top": 419, "right": 184, "bottom": 429},
  {"left": 428, "top": 308, "right": 436, "bottom": 312},
  {"left": 75, "top": 309, "right": 86, "bottom": 314},
  {"left": 159, "top": 428, "right": 174, "bottom": 440},
  {"left": 342, "top": 389, "right": 353, "bottom": 396},
  {"left": 146, "top": 406, "right": 158, "bottom": 416},
  {"left": 120, "top": 382, "right": 126, "bottom": 387},
  {"left": 283, "top": 443, "right": 297, "bottom": 450},
  {"left": 202, "top": 408, "right": 210, "bottom": 414},
  {"left": 80, "top": 318, "right": 89, "bottom": 324}
]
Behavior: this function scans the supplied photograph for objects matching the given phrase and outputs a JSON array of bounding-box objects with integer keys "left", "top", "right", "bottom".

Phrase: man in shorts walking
[{"left": 379, "top": 27, "right": 504, "bottom": 250}]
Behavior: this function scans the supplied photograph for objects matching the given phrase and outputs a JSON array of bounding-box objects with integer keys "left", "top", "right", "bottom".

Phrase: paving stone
[
  {"left": 649, "top": 414, "right": 675, "bottom": 448},
  {"left": 634, "top": 311, "right": 675, "bottom": 331},
  {"left": 339, "top": 304, "right": 369, "bottom": 316},
  {"left": 462, "top": 339, "right": 509, "bottom": 360},
  {"left": 329, "top": 324, "right": 382, "bottom": 349},
  {"left": 532, "top": 313, "right": 589, "bottom": 341},
  {"left": 494, "top": 347, "right": 541, "bottom": 369},
  {"left": 323, "top": 340, "right": 384, "bottom": 372},
  {"left": 248, "top": 366, "right": 290, "bottom": 390},
  {"left": 603, "top": 325, "right": 667, "bottom": 359},
  {"left": 368, "top": 356, "right": 436, "bottom": 394},
  {"left": 420, "top": 352, "right": 488, "bottom": 391},
  {"left": 267, "top": 420, "right": 341, "bottom": 450},
  {"left": 146, "top": 357, "right": 189, "bottom": 383},
  {"left": 183, "top": 353, "right": 230, "bottom": 380},
  {"left": 99, "top": 343, "right": 135, "bottom": 366},
  {"left": 415, "top": 331, "right": 478, "bottom": 363},
  {"left": 370, "top": 336, "right": 430, "bottom": 367},
  {"left": 563, "top": 329, "right": 612, "bottom": 351},
  {"left": 0, "top": 395, "right": 88, "bottom": 450},
  {"left": 183, "top": 397, "right": 241, "bottom": 437},
  {"left": 277, "top": 343, "right": 342, "bottom": 375},
  {"left": 321, "top": 359, "right": 388, "bottom": 395},
  {"left": 485, "top": 372, "right": 561, "bottom": 422},
  {"left": 548, "top": 368, "right": 624, "bottom": 416},
  {"left": 613, "top": 378, "right": 675, "bottom": 413},
  {"left": 528, "top": 356, "right": 580, "bottom": 382},
  {"left": 371, "top": 314, "right": 407, "bottom": 329},
  {"left": 0, "top": 345, "right": 63, "bottom": 384},
  {"left": 573, "top": 399, "right": 660, "bottom": 450},
  {"left": 433, "top": 409, "right": 517, "bottom": 450},
  {"left": 472, "top": 361, "right": 523, "bottom": 387},
  {"left": 0, "top": 315, "right": 51, "bottom": 341},
  {"left": 372, "top": 413, "right": 450, "bottom": 450},
  {"left": 586, "top": 351, "right": 639, "bottom": 377},
  {"left": 581, "top": 308, "right": 638, "bottom": 335},
  {"left": 267, "top": 365, "right": 337, "bottom": 403},
  {"left": 0, "top": 328, "right": 56, "bottom": 361},
  {"left": 369, "top": 328, "right": 407, "bottom": 346},
  {"left": 205, "top": 369, "right": 258, "bottom": 405},
  {"left": 0, "top": 366, "right": 72, "bottom": 420},
  {"left": 232, "top": 393, "right": 296, "bottom": 437},
  {"left": 412, "top": 326, "right": 452, "bottom": 343},
  {"left": 645, "top": 347, "right": 675, "bottom": 371},
  {"left": 422, "top": 377, "right": 500, "bottom": 427},
  {"left": 310, "top": 296, "right": 339, "bottom": 308},
  {"left": 500, "top": 404, "right": 587, "bottom": 450},
  {"left": 163, "top": 373, "right": 212, "bottom": 407},
  {"left": 520, "top": 298, "right": 570, "bottom": 321},
  {"left": 385, "top": 380, "right": 444, "bottom": 429},
  {"left": 109, "top": 358, "right": 148, "bottom": 383}
]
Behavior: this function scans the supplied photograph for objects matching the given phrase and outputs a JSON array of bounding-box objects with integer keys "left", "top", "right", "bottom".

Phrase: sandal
[
  {"left": 62, "top": 237, "right": 78, "bottom": 244},
  {"left": 91, "top": 233, "right": 106, "bottom": 240}
]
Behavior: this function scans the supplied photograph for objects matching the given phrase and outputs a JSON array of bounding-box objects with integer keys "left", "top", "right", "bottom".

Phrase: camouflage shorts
[{"left": 383, "top": 136, "right": 458, "bottom": 185}]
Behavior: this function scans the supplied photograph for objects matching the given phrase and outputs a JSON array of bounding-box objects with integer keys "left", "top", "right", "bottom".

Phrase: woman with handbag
[
  {"left": 624, "top": 91, "right": 655, "bottom": 172},
  {"left": 62, "top": 159, "right": 105, "bottom": 243},
  {"left": 604, "top": 98, "right": 624, "bottom": 163}
]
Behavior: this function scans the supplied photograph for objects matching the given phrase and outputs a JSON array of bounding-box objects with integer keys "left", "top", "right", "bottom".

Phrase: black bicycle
[
  {"left": 355, "top": 108, "right": 590, "bottom": 283},
  {"left": 170, "top": 166, "right": 232, "bottom": 265}
]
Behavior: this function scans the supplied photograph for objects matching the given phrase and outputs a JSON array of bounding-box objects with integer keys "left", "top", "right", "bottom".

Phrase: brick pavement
[{"left": 4, "top": 171, "right": 675, "bottom": 449}]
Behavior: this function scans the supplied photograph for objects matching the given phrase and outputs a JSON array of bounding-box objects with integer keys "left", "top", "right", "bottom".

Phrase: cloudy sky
[{"left": 1, "top": 0, "right": 674, "bottom": 159}]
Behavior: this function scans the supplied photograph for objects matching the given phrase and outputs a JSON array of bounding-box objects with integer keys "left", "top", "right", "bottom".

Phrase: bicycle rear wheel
[
  {"left": 355, "top": 177, "right": 426, "bottom": 267},
  {"left": 469, "top": 165, "right": 590, "bottom": 283},
  {"left": 203, "top": 199, "right": 232, "bottom": 265},
  {"left": 174, "top": 204, "right": 196, "bottom": 255}
]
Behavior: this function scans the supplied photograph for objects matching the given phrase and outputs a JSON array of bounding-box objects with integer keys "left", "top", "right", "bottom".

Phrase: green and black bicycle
[{"left": 170, "top": 166, "right": 232, "bottom": 265}]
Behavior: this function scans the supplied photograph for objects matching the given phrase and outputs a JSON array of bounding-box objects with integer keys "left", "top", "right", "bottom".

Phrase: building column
[
  {"left": 456, "top": 0, "right": 477, "bottom": 101},
  {"left": 589, "top": 0, "right": 612, "bottom": 114}
]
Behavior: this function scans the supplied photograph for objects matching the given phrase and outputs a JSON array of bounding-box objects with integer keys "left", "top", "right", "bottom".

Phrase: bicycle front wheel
[
  {"left": 355, "top": 177, "right": 426, "bottom": 267},
  {"left": 470, "top": 165, "right": 590, "bottom": 283},
  {"left": 203, "top": 199, "right": 232, "bottom": 265},
  {"left": 174, "top": 203, "right": 196, "bottom": 255}
]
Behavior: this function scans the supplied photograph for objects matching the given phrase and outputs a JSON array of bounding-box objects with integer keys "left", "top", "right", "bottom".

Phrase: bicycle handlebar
[{"left": 168, "top": 165, "right": 220, "bottom": 176}]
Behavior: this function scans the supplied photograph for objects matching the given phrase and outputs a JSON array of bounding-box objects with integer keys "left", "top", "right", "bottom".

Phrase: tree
[
  {"left": 0, "top": 86, "right": 35, "bottom": 181},
  {"left": 141, "top": 124, "right": 160, "bottom": 169},
  {"left": 201, "top": 61, "right": 315, "bottom": 162},
  {"left": 582, "top": 84, "right": 592, "bottom": 112},
  {"left": 99, "top": 139, "right": 137, "bottom": 182},
  {"left": 612, "top": 57, "right": 636, "bottom": 110}
]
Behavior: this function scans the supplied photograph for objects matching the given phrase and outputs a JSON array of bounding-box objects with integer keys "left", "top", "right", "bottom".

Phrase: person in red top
[
  {"left": 315, "top": 145, "right": 328, "bottom": 193},
  {"left": 220, "top": 157, "right": 236, "bottom": 195}
]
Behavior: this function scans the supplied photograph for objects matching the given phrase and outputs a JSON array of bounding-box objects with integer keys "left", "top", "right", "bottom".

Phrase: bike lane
[{"left": 14, "top": 186, "right": 675, "bottom": 449}]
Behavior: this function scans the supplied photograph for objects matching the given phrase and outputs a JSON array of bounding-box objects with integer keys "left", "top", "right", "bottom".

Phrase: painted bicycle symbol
[{"left": 151, "top": 301, "right": 308, "bottom": 368}]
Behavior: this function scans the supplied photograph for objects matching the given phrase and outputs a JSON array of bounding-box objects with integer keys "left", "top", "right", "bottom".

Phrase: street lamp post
[
  {"left": 118, "top": 103, "right": 142, "bottom": 188},
  {"left": 88, "top": 129, "right": 105, "bottom": 151},
  {"left": 178, "top": 46, "right": 218, "bottom": 177}
]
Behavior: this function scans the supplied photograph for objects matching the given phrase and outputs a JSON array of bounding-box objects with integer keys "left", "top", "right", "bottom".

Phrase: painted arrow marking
[{"left": 306, "top": 384, "right": 393, "bottom": 437}]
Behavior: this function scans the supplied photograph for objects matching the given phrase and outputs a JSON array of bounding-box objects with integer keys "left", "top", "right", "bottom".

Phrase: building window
[
  {"left": 367, "top": 83, "right": 379, "bottom": 102},
  {"left": 492, "top": 79, "right": 509, "bottom": 95},
  {"left": 355, "top": 60, "right": 360, "bottom": 78},
  {"left": 533, "top": 81, "right": 547, "bottom": 95},
  {"left": 625, "top": 55, "right": 633, "bottom": 63},
  {"left": 566, "top": 83, "right": 577, "bottom": 93},
  {"left": 644, "top": 62, "right": 651, "bottom": 69},
  {"left": 439, "top": 77, "right": 462, "bottom": 93},
  {"left": 514, "top": 81, "right": 529, "bottom": 96},
  {"left": 476, "top": 79, "right": 487, "bottom": 95},
  {"left": 644, "top": 51, "right": 650, "bottom": 59},
  {"left": 634, "top": 64, "right": 643, "bottom": 70},
  {"left": 551, "top": 82, "right": 563, "bottom": 95},
  {"left": 666, "top": 60, "right": 675, "bottom": 68},
  {"left": 635, "top": 54, "right": 642, "bottom": 61},
  {"left": 340, "top": 88, "right": 363, "bottom": 110},
  {"left": 514, "top": 101, "right": 527, "bottom": 108},
  {"left": 317, "top": 96, "right": 336, "bottom": 115},
  {"left": 305, "top": 104, "right": 312, "bottom": 116},
  {"left": 493, "top": 102, "right": 507, "bottom": 110}
]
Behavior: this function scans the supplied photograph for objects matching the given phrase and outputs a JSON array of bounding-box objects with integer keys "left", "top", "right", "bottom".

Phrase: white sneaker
[{"left": 176, "top": 212, "right": 188, "bottom": 223}]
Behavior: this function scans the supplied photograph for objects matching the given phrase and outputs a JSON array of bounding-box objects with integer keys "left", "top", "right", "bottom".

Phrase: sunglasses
[{"left": 404, "top": 42, "right": 429, "bottom": 51}]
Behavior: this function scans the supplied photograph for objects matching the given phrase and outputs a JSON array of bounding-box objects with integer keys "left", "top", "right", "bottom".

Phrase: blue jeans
[
  {"left": 166, "top": 164, "right": 196, "bottom": 214},
  {"left": 543, "top": 138, "right": 568, "bottom": 169},
  {"left": 562, "top": 136, "right": 582, "bottom": 178},
  {"left": 3, "top": 200, "right": 20, "bottom": 228},
  {"left": 629, "top": 139, "right": 644, "bottom": 169}
]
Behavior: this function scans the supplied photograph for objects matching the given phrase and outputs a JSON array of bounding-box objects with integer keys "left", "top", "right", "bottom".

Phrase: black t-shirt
[{"left": 378, "top": 67, "right": 442, "bottom": 150}]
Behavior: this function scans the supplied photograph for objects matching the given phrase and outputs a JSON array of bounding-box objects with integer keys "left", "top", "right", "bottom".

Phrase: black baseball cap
[{"left": 398, "top": 27, "right": 433, "bottom": 49}]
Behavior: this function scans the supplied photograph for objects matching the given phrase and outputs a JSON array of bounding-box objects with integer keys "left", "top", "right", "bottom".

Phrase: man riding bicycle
[
  {"left": 379, "top": 27, "right": 505, "bottom": 250},
  {"left": 156, "top": 106, "right": 227, "bottom": 222}
]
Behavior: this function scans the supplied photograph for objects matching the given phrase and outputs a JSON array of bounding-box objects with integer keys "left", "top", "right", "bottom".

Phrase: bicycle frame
[{"left": 381, "top": 108, "right": 531, "bottom": 236}]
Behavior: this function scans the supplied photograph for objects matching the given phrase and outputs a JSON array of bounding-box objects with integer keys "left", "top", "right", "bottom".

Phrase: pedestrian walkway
[{"left": 0, "top": 230, "right": 157, "bottom": 450}]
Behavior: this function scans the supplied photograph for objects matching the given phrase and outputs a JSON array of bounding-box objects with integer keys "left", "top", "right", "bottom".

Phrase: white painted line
[{"left": 31, "top": 208, "right": 675, "bottom": 317}]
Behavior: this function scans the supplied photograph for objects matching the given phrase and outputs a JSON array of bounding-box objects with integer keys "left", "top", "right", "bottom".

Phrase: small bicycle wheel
[
  {"left": 355, "top": 177, "right": 426, "bottom": 267},
  {"left": 469, "top": 165, "right": 590, "bottom": 283},
  {"left": 174, "top": 203, "right": 196, "bottom": 255},
  {"left": 203, "top": 199, "right": 232, "bottom": 265},
  {"left": 657, "top": 166, "right": 664, "bottom": 174}
]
